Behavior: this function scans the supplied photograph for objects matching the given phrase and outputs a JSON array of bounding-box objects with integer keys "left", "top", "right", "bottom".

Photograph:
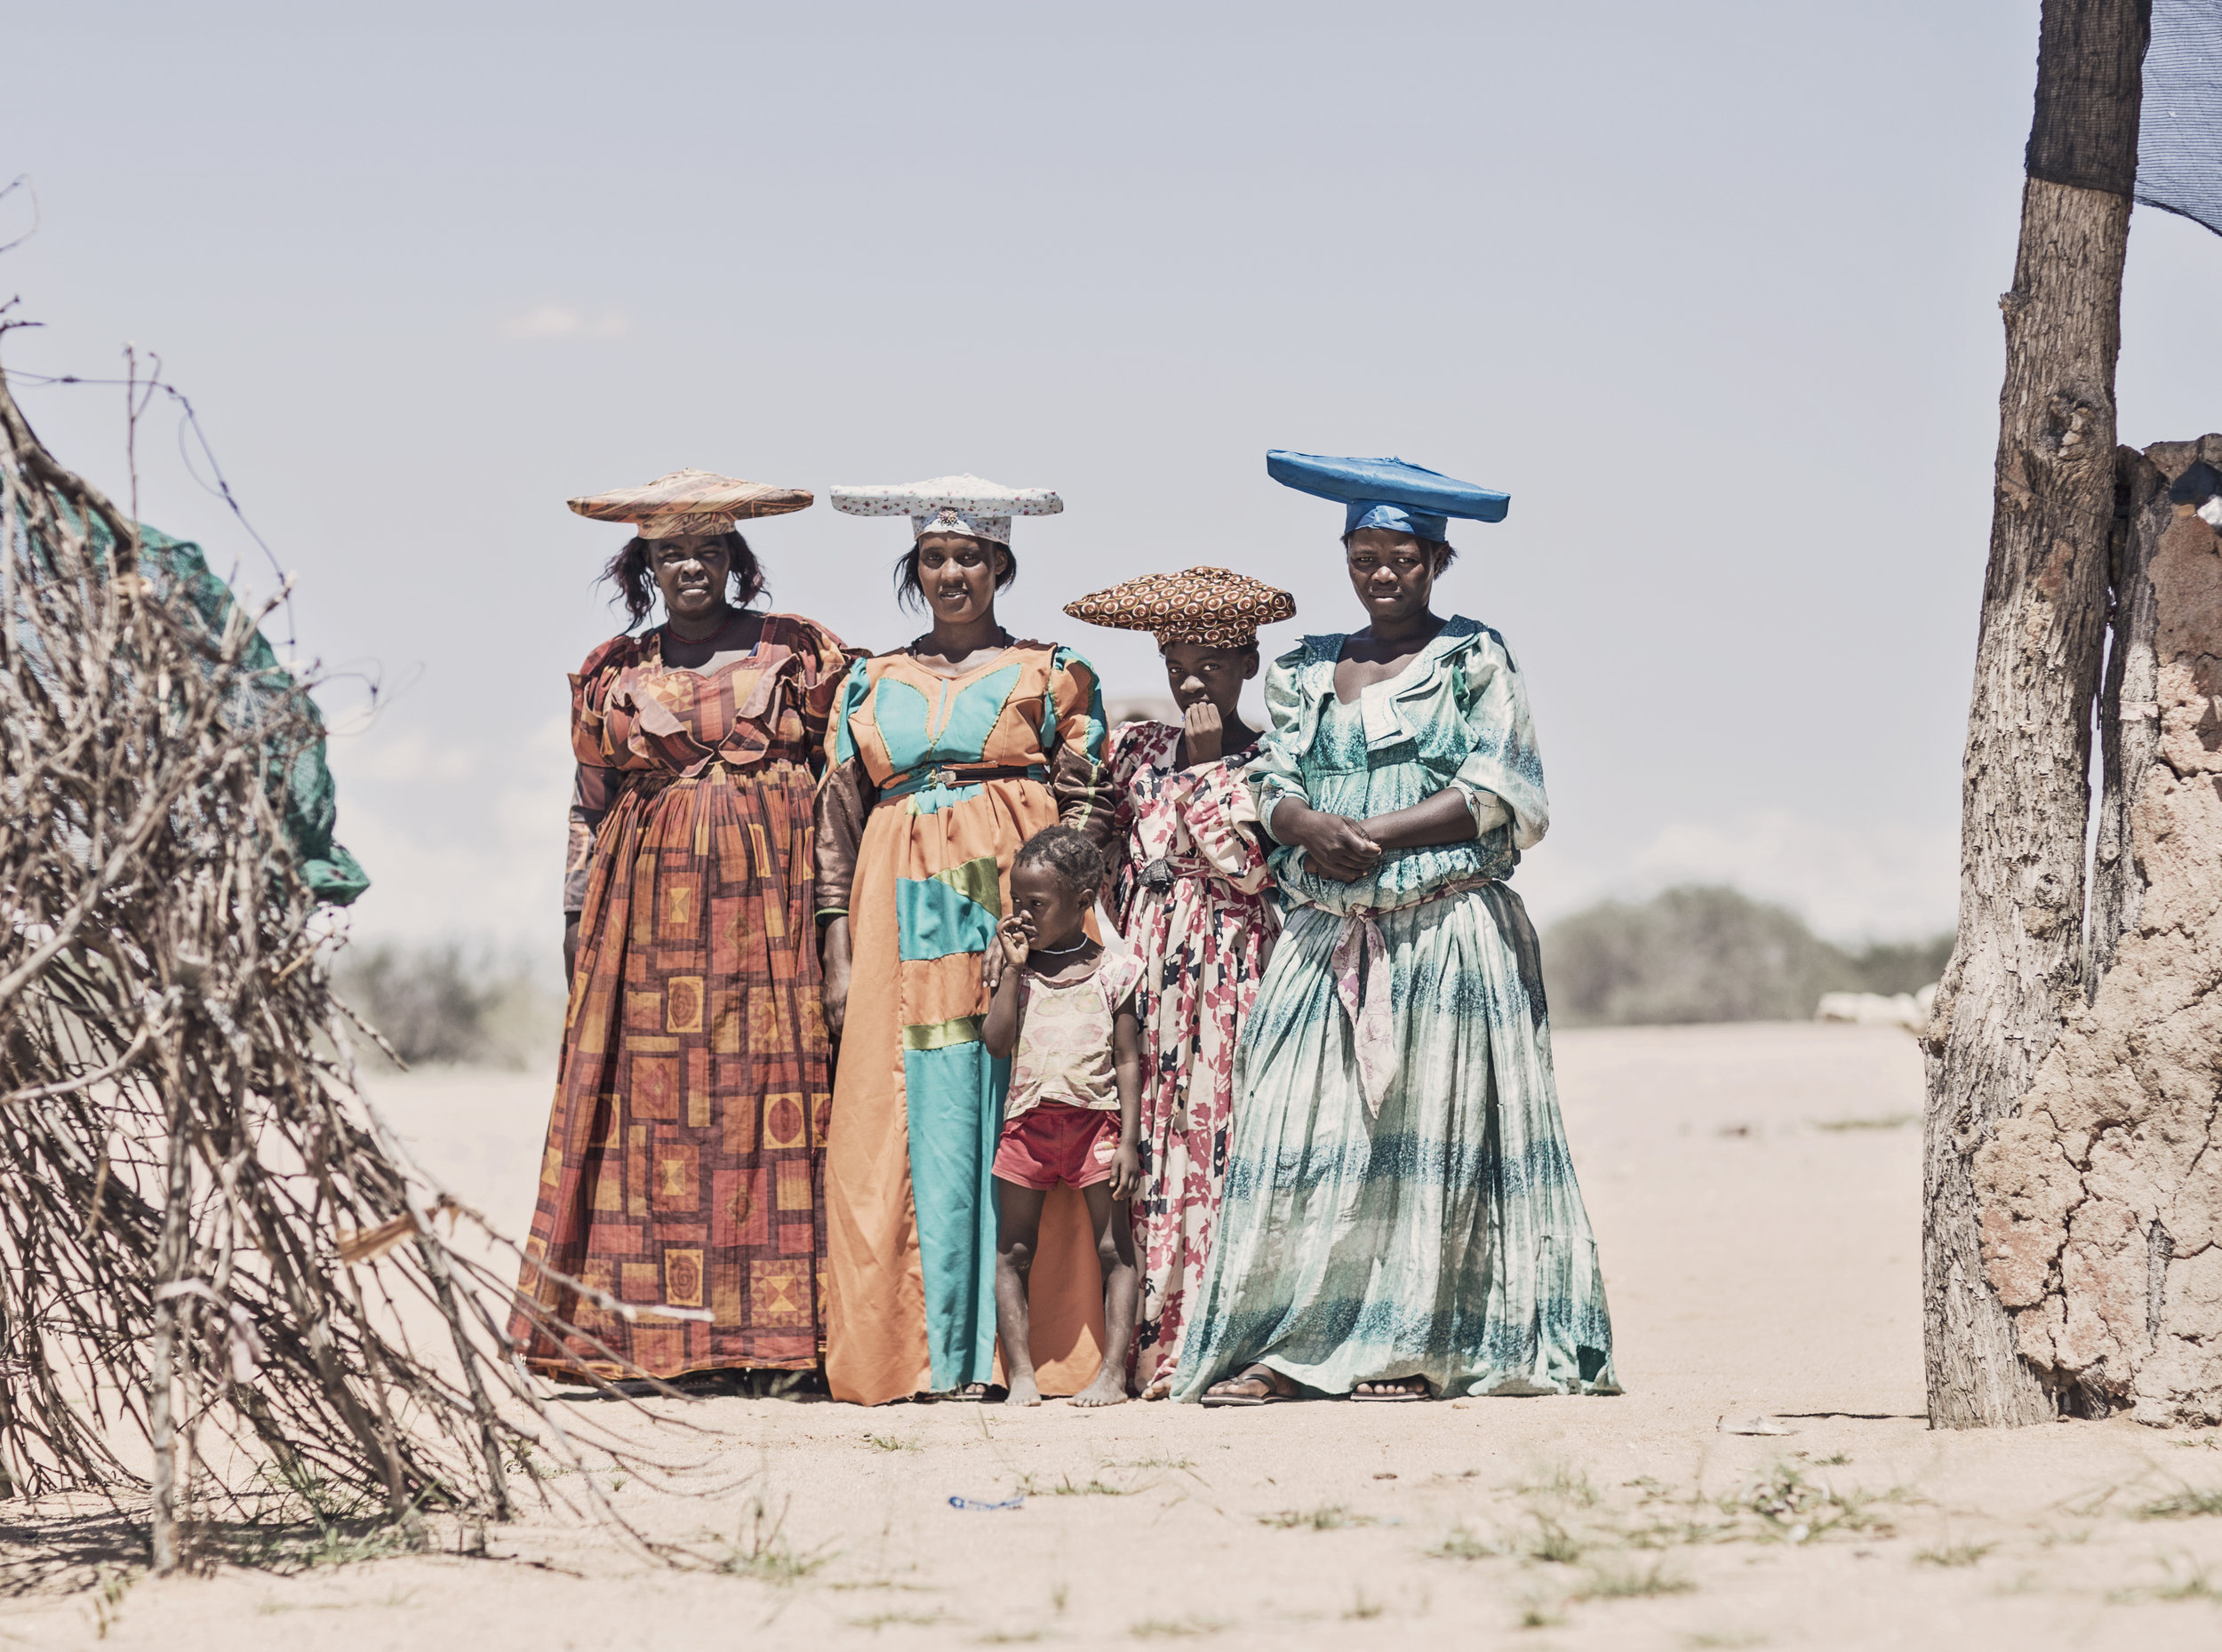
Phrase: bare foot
[
  {"left": 1140, "top": 1377, "right": 1171, "bottom": 1401},
  {"left": 1069, "top": 1372, "right": 1129, "bottom": 1409},
  {"left": 1003, "top": 1373, "right": 1041, "bottom": 1408},
  {"left": 1352, "top": 1376, "right": 1431, "bottom": 1400}
]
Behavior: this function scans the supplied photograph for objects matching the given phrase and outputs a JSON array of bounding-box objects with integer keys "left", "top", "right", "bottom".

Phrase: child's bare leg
[
  {"left": 995, "top": 1178, "right": 1047, "bottom": 1407},
  {"left": 1072, "top": 1182, "right": 1139, "bottom": 1408}
]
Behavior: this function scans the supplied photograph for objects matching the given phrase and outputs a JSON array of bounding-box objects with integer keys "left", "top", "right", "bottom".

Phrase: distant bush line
[
  {"left": 332, "top": 942, "right": 561, "bottom": 1069},
  {"left": 1540, "top": 884, "right": 1951, "bottom": 1028},
  {"left": 334, "top": 883, "right": 1946, "bottom": 1064}
]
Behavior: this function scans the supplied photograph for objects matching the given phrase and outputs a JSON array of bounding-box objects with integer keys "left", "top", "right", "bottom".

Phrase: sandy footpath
[{"left": 11, "top": 1024, "right": 2222, "bottom": 1649}]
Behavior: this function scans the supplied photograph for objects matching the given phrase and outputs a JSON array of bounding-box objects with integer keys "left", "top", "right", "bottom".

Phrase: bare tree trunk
[
  {"left": 1971, "top": 439, "right": 2222, "bottom": 1425},
  {"left": 1923, "top": 0, "right": 2150, "bottom": 1429}
]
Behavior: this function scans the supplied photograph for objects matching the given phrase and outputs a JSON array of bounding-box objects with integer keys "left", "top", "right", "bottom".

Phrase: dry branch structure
[{"left": 0, "top": 346, "right": 676, "bottom": 1571}]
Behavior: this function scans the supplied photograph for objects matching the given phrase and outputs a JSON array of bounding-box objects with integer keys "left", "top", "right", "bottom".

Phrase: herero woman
[
  {"left": 1063, "top": 566, "right": 1295, "bottom": 1395},
  {"left": 1175, "top": 453, "right": 1619, "bottom": 1404},
  {"left": 513, "top": 470, "right": 851, "bottom": 1384},
  {"left": 816, "top": 475, "right": 1116, "bottom": 1405}
]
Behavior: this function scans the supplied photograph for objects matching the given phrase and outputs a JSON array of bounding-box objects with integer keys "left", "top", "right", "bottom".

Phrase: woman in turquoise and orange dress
[
  {"left": 512, "top": 470, "right": 851, "bottom": 1385},
  {"left": 815, "top": 475, "right": 1115, "bottom": 1406}
]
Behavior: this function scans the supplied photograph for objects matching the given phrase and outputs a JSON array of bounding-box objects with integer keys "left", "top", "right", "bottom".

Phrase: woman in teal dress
[{"left": 1173, "top": 453, "right": 1618, "bottom": 1404}]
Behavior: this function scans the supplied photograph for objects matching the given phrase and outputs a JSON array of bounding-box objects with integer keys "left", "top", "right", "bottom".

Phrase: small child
[{"left": 982, "top": 826, "right": 1145, "bottom": 1408}]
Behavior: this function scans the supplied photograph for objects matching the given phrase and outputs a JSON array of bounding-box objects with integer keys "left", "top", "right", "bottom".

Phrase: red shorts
[{"left": 993, "top": 1104, "right": 1119, "bottom": 1192}]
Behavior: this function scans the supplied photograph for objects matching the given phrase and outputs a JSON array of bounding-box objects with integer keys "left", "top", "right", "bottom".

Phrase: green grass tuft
[
  {"left": 1130, "top": 1616, "right": 1229, "bottom": 1638},
  {"left": 2137, "top": 1487, "right": 2222, "bottom": 1520},
  {"left": 1426, "top": 1522, "right": 1499, "bottom": 1561},
  {"left": 1258, "top": 1504, "right": 1374, "bottom": 1530},
  {"left": 1914, "top": 1542, "right": 1993, "bottom": 1568},
  {"left": 1577, "top": 1560, "right": 1697, "bottom": 1600}
]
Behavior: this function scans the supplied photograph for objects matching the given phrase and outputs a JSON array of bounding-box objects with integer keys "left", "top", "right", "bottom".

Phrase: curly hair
[
  {"left": 1013, "top": 824, "right": 1106, "bottom": 901},
  {"left": 601, "top": 531, "right": 766, "bottom": 630},
  {"left": 892, "top": 538, "right": 1018, "bottom": 612}
]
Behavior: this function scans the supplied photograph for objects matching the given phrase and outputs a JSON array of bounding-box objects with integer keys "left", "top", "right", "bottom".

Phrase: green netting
[{"left": 128, "top": 523, "right": 369, "bottom": 906}]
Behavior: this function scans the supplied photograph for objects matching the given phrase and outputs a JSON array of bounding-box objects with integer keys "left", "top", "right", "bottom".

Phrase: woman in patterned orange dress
[{"left": 512, "top": 473, "right": 851, "bottom": 1385}]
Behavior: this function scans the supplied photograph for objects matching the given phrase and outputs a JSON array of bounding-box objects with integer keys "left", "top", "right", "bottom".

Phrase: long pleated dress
[
  {"left": 1171, "top": 616, "right": 1619, "bottom": 1401},
  {"left": 816, "top": 642, "right": 1115, "bottom": 1405},
  {"left": 512, "top": 613, "right": 851, "bottom": 1380},
  {"left": 1103, "top": 720, "right": 1277, "bottom": 1393}
]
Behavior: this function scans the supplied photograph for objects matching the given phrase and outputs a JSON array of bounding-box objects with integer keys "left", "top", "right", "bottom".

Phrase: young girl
[
  {"left": 1062, "top": 567, "right": 1295, "bottom": 1396},
  {"left": 982, "top": 826, "right": 1146, "bottom": 1408}
]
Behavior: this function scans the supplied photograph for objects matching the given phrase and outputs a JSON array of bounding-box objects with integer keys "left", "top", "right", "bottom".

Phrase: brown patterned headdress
[
  {"left": 1062, "top": 566, "right": 1296, "bottom": 649},
  {"left": 567, "top": 468, "right": 813, "bottom": 539}
]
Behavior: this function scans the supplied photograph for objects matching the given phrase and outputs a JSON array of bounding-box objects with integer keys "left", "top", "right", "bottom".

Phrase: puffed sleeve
[
  {"left": 1180, "top": 756, "right": 1274, "bottom": 895},
  {"left": 1449, "top": 628, "right": 1549, "bottom": 851},
  {"left": 813, "top": 657, "right": 875, "bottom": 922},
  {"left": 1246, "top": 643, "right": 1312, "bottom": 844},
  {"left": 1103, "top": 721, "right": 1143, "bottom": 909},
  {"left": 789, "top": 618, "right": 858, "bottom": 779},
  {"left": 563, "top": 640, "right": 627, "bottom": 913},
  {"left": 1046, "top": 645, "right": 1113, "bottom": 851}
]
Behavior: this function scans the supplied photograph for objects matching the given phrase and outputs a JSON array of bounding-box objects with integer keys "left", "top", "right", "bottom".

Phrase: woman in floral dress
[{"left": 1064, "top": 567, "right": 1296, "bottom": 1395}]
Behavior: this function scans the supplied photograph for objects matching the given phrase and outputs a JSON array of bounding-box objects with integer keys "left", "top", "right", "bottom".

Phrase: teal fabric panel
[
  {"left": 872, "top": 675, "right": 935, "bottom": 769},
  {"left": 896, "top": 872, "right": 999, "bottom": 962},
  {"left": 931, "top": 664, "right": 1021, "bottom": 762},
  {"left": 904, "top": 1040, "right": 1004, "bottom": 1391}
]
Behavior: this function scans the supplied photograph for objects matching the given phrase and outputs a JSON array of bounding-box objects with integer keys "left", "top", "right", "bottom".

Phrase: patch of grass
[
  {"left": 714, "top": 1495, "right": 833, "bottom": 1585},
  {"left": 1576, "top": 1560, "right": 1696, "bottom": 1600},
  {"left": 1685, "top": 1634, "right": 1766, "bottom": 1649},
  {"left": 1130, "top": 1616, "right": 1228, "bottom": 1639},
  {"left": 1426, "top": 1522, "right": 1500, "bottom": 1561},
  {"left": 974, "top": 1632, "right": 1047, "bottom": 1646},
  {"left": 864, "top": 1434, "right": 922, "bottom": 1454},
  {"left": 1814, "top": 1113, "right": 1919, "bottom": 1132},
  {"left": 1914, "top": 1542, "right": 1993, "bottom": 1568},
  {"left": 1716, "top": 1463, "right": 1883, "bottom": 1544},
  {"left": 2110, "top": 1554, "right": 2222, "bottom": 1603},
  {"left": 1105, "top": 1454, "right": 1195, "bottom": 1471},
  {"left": 2136, "top": 1487, "right": 2222, "bottom": 1520},
  {"left": 1019, "top": 1472, "right": 1147, "bottom": 1497},
  {"left": 1525, "top": 1512, "right": 1585, "bottom": 1565},
  {"left": 1258, "top": 1504, "right": 1374, "bottom": 1531},
  {"left": 2039, "top": 1526, "right": 2091, "bottom": 1547},
  {"left": 1344, "top": 1588, "right": 1384, "bottom": 1620},
  {"left": 849, "top": 1611, "right": 947, "bottom": 1630},
  {"left": 1515, "top": 1595, "right": 1566, "bottom": 1631},
  {"left": 1813, "top": 1453, "right": 1852, "bottom": 1466},
  {"left": 2151, "top": 1558, "right": 2222, "bottom": 1602},
  {"left": 88, "top": 1566, "right": 134, "bottom": 1640},
  {"left": 1511, "top": 1463, "right": 1601, "bottom": 1506}
]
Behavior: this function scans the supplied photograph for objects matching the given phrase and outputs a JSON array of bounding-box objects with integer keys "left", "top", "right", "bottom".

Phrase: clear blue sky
[{"left": 5, "top": 0, "right": 2218, "bottom": 967}]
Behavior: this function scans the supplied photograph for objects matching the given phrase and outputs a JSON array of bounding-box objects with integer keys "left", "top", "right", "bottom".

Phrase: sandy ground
[{"left": 12, "top": 1023, "right": 2222, "bottom": 1649}]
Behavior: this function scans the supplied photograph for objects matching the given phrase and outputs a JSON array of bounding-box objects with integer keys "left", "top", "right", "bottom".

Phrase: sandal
[{"left": 1201, "top": 1362, "right": 1296, "bottom": 1408}]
